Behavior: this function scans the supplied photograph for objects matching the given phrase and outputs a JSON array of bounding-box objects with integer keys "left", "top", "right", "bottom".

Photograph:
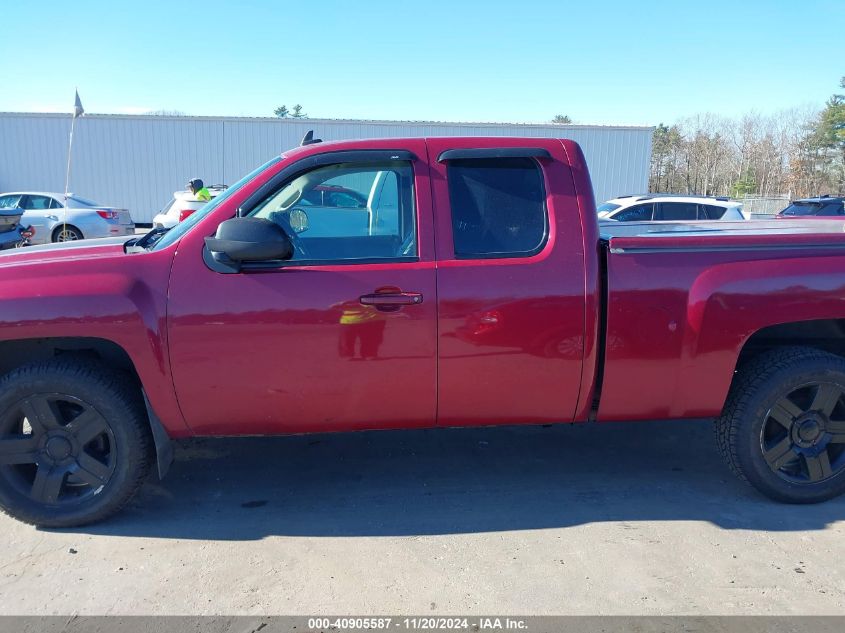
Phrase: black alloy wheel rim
[
  {"left": 0, "top": 394, "right": 116, "bottom": 505},
  {"left": 761, "top": 381, "right": 845, "bottom": 484}
]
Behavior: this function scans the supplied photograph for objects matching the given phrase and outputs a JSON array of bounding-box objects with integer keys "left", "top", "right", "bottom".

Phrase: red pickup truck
[{"left": 3, "top": 136, "right": 845, "bottom": 527}]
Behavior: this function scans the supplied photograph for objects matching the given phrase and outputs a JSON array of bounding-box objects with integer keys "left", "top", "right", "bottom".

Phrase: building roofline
[{"left": 0, "top": 111, "right": 654, "bottom": 131}]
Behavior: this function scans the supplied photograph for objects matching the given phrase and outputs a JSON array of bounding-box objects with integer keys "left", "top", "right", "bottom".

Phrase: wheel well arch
[
  {"left": 0, "top": 337, "right": 140, "bottom": 384},
  {"left": 0, "top": 336, "right": 173, "bottom": 477},
  {"left": 738, "top": 319, "right": 845, "bottom": 369}
]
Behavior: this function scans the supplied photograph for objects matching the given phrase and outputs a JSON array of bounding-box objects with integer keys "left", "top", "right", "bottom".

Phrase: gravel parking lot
[{"left": 2, "top": 419, "right": 844, "bottom": 615}]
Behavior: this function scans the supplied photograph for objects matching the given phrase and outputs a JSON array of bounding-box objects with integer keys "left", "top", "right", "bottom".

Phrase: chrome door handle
[{"left": 359, "top": 292, "right": 423, "bottom": 307}]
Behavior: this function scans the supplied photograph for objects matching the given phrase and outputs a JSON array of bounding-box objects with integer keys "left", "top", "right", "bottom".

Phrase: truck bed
[
  {"left": 600, "top": 219, "right": 845, "bottom": 253},
  {"left": 597, "top": 218, "right": 845, "bottom": 423}
]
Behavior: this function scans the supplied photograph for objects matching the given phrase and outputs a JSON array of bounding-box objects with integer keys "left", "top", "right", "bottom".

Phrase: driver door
[{"left": 166, "top": 141, "right": 437, "bottom": 435}]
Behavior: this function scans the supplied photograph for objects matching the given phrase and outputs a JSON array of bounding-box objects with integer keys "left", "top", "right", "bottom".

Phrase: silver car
[{"left": 0, "top": 192, "right": 135, "bottom": 244}]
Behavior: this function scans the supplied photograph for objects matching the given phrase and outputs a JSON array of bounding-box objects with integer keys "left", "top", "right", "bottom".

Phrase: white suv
[
  {"left": 598, "top": 195, "right": 746, "bottom": 222},
  {"left": 152, "top": 185, "right": 228, "bottom": 229}
]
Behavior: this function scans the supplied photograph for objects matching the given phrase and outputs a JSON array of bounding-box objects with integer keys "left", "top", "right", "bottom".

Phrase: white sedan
[{"left": 0, "top": 192, "right": 135, "bottom": 244}]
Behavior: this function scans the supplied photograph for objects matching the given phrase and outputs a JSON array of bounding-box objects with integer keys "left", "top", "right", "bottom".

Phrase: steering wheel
[{"left": 268, "top": 211, "right": 310, "bottom": 259}]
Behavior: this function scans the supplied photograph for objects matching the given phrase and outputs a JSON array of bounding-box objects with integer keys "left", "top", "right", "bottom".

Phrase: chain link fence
[{"left": 734, "top": 195, "right": 791, "bottom": 219}]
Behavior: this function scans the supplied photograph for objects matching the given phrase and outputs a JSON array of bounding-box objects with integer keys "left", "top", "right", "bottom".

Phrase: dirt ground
[{"left": 1, "top": 420, "right": 844, "bottom": 615}]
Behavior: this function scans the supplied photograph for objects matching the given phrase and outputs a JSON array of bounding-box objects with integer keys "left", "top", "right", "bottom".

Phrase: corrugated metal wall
[{"left": 0, "top": 113, "right": 652, "bottom": 223}]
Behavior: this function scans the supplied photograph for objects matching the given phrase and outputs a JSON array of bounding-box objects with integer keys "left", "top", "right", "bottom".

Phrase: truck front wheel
[
  {"left": 0, "top": 360, "right": 153, "bottom": 527},
  {"left": 716, "top": 346, "right": 845, "bottom": 503}
]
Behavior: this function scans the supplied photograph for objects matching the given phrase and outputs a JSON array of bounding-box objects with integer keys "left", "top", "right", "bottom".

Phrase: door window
[
  {"left": 658, "top": 202, "right": 698, "bottom": 221},
  {"left": 446, "top": 157, "right": 547, "bottom": 258},
  {"left": 23, "top": 195, "right": 53, "bottom": 210},
  {"left": 249, "top": 160, "right": 416, "bottom": 262},
  {"left": 613, "top": 203, "right": 654, "bottom": 222}
]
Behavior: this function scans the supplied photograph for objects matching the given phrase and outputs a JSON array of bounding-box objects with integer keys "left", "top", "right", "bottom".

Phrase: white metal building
[{"left": 0, "top": 113, "right": 653, "bottom": 224}]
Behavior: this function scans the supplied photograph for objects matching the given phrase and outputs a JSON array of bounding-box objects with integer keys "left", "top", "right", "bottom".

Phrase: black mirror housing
[{"left": 205, "top": 217, "right": 294, "bottom": 263}]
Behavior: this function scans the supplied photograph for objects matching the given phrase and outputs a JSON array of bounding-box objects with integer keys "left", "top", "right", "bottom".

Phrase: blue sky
[{"left": 1, "top": 0, "right": 842, "bottom": 126}]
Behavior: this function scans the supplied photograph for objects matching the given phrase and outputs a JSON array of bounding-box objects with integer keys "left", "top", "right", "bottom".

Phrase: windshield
[
  {"left": 65, "top": 195, "right": 100, "bottom": 208},
  {"left": 597, "top": 202, "right": 621, "bottom": 214},
  {"left": 152, "top": 157, "right": 281, "bottom": 251}
]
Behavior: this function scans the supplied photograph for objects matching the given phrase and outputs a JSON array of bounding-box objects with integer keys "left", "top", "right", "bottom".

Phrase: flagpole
[
  {"left": 62, "top": 112, "right": 76, "bottom": 239},
  {"left": 62, "top": 89, "right": 84, "bottom": 241}
]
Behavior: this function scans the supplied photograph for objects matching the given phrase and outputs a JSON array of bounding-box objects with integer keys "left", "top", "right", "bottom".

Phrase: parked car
[
  {"left": 152, "top": 185, "right": 228, "bottom": 229},
  {"left": 598, "top": 194, "right": 746, "bottom": 222},
  {"left": 776, "top": 195, "right": 845, "bottom": 219},
  {"left": 0, "top": 192, "right": 134, "bottom": 243},
  {"left": 6, "top": 137, "right": 845, "bottom": 527}
]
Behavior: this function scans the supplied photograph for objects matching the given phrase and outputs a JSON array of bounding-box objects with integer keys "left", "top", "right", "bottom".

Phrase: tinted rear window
[
  {"left": 781, "top": 203, "right": 821, "bottom": 216},
  {"left": 447, "top": 157, "right": 547, "bottom": 258},
  {"left": 699, "top": 204, "right": 726, "bottom": 219},
  {"left": 817, "top": 203, "right": 844, "bottom": 216}
]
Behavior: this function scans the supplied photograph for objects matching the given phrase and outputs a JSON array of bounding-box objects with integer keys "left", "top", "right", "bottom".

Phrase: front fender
[{"left": 0, "top": 247, "right": 189, "bottom": 436}]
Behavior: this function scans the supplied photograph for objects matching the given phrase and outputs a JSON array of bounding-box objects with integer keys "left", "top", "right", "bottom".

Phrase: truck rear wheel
[
  {"left": 716, "top": 346, "right": 845, "bottom": 503},
  {"left": 0, "top": 360, "right": 153, "bottom": 527}
]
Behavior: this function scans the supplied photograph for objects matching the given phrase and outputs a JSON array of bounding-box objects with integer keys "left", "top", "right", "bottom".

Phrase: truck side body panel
[
  {"left": 599, "top": 239, "right": 845, "bottom": 421},
  {"left": 6, "top": 138, "right": 845, "bottom": 440},
  {"left": 559, "top": 140, "right": 602, "bottom": 422}
]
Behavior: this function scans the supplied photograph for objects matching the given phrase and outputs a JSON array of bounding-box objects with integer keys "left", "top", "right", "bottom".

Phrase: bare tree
[{"left": 648, "top": 105, "right": 839, "bottom": 200}]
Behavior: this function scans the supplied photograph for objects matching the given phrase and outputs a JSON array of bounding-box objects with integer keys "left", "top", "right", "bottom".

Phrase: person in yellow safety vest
[
  {"left": 187, "top": 178, "right": 212, "bottom": 202},
  {"left": 337, "top": 299, "right": 386, "bottom": 360}
]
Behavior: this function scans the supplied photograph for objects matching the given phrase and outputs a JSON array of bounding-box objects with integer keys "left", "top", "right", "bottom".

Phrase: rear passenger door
[{"left": 427, "top": 138, "right": 586, "bottom": 426}]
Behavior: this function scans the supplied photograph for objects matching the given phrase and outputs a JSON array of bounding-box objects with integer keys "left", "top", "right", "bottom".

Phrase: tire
[
  {"left": 0, "top": 359, "right": 153, "bottom": 527},
  {"left": 716, "top": 346, "right": 845, "bottom": 503},
  {"left": 52, "top": 225, "right": 84, "bottom": 242}
]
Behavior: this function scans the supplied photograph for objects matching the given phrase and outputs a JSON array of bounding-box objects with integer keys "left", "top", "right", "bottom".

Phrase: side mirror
[{"left": 205, "top": 217, "right": 293, "bottom": 263}]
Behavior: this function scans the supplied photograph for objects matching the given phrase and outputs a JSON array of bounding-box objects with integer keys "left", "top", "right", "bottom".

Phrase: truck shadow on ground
[{"left": 72, "top": 420, "right": 845, "bottom": 539}]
